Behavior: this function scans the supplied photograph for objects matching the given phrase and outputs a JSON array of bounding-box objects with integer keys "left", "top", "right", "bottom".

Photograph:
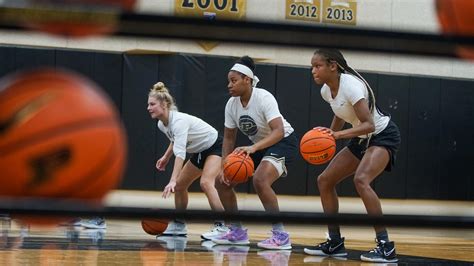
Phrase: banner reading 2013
[{"left": 175, "top": 0, "right": 247, "bottom": 20}]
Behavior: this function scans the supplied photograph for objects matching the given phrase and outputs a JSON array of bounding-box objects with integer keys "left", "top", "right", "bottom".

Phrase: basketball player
[
  {"left": 147, "top": 82, "right": 227, "bottom": 240},
  {"left": 212, "top": 56, "right": 298, "bottom": 250},
  {"left": 303, "top": 49, "right": 401, "bottom": 263}
]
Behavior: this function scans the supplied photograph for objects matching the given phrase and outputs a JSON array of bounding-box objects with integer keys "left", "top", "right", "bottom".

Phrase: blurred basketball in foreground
[
  {"left": 141, "top": 219, "right": 169, "bottom": 236},
  {"left": 436, "top": 0, "right": 474, "bottom": 59},
  {"left": 0, "top": 68, "right": 127, "bottom": 201},
  {"left": 300, "top": 128, "right": 336, "bottom": 165},
  {"left": 2, "top": 0, "right": 136, "bottom": 37},
  {"left": 223, "top": 152, "right": 254, "bottom": 184}
]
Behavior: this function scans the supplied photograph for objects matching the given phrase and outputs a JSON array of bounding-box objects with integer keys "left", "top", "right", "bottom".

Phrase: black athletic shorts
[
  {"left": 347, "top": 120, "right": 400, "bottom": 172},
  {"left": 189, "top": 136, "right": 223, "bottom": 169},
  {"left": 250, "top": 133, "right": 298, "bottom": 170}
]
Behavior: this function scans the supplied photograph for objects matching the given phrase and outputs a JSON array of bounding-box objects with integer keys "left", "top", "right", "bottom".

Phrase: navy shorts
[
  {"left": 250, "top": 133, "right": 298, "bottom": 171},
  {"left": 347, "top": 120, "right": 401, "bottom": 172},
  {"left": 189, "top": 136, "right": 223, "bottom": 169}
]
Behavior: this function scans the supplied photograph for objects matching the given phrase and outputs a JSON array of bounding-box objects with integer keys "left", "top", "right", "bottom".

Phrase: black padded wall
[
  {"left": 180, "top": 55, "right": 207, "bottom": 117},
  {"left": 92, "top": 52, "right": 124, "bottom": 110},
  {"left": 273, "top": 65, "right": 311, "bottom": 195},
  {"left": 375, "top": 74, "right": 409, "bottom": 198},
  {"left": 204, "top": 56, "right": 235, "bottom": 133},
  {"left": 406, "top": 77, "right": 441, "bottom": 199},
  {"left": 15, "top": 47, "right": 55, "bottom": 70},
  {"left": 0, "top": 46, "right": 16, "bottom": 77},
  {"left": 56, "top": 49, "right": 94, "bottom": 77},
  {"left": 439, "top": 79, "right": 474, "bottom": 200},
  {"left": 121, "top": 54, "right": 161, "bottom": 190}
]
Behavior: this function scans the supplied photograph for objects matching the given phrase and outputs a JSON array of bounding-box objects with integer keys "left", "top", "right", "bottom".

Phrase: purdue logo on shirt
[{"left": 239, "top": 115, "right": 257, "bottom": 136}]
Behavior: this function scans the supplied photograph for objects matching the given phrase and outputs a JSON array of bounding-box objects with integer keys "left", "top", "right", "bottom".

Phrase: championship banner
[
  {"left": 286, "top": 0, "right": 356, "bottom": 26},
  {"left": 322, "top": 0, "right": 356, "bottom": 25},
  {"left": 175, "top": 0, "right": 247, "bottom": 51},
  {"left": 285, "top": 0, "right": 321, "bottom": 22}
]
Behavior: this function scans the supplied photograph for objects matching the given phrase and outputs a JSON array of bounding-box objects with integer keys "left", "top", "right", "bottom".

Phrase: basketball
[
  {"left": 223, "top": 152, "right": 254, "bottom": 184},
  {"left": 300, "top": 128, "right": 336, "bottom": 165},
  {"left": 0, "top": 68, "right": 127, "bottom": 201},
  {"left": 436, "top": 0, "right": 474, "bottom": 59},
  {"left": 141, "top": 219, "right": 169, "bottom": 236},
  {"left": 19, "top": 0, "right": 137, "bottom": 37}
]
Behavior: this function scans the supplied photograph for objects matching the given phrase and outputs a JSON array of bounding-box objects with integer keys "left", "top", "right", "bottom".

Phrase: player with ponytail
[
  {"left": 148, "top": 82, "right": 227, "bottom": 240},
  {"left": 303, "top": 49, "right": 401, "bottom": 263}
]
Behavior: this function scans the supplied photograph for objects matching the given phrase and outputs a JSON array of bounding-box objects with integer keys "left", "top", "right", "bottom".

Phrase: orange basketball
[
  {"left": 436, "top": 0, "right": 474, "bottom": 59},
  {"left": 141, "top": 219, "right": 169, "bottom": 236},
  {"left": 223, "top": 152, "right": 254, "bottom": 184},
  {"left": 300, "top": 128, "right": 336, "bottom": 165},
  {"left": 19, "top": 0, "right": 137, "bottom": 37},
  {"left": 0, "top": 68, "right": 127, "bottom": 201}
]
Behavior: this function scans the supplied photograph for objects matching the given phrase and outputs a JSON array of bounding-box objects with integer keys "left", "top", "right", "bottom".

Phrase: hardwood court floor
[
  {"left": 0, "top": 192, "right": 472, "bottom": 265},
  {"left": 0, "top": 219, "right": 473, "bottom": 265}
]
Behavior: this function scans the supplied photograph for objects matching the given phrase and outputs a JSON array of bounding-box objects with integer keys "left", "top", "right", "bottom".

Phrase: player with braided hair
[{"left": 303, "top": 49, "right": 401, "bottom": 263}]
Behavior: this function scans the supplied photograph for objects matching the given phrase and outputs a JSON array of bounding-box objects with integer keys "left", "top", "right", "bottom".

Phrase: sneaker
[
  {"left": 257, "top": 230, "right": 292, "bottom": 250},
  {"left": 201, "top": 239, "right": 217, "bottom": 250},
  {"left": 360, "top": 239, "right": 398, "bottom": 263},
  {"left": 83, "top": 229, "right": 106, "bottom": 245},
  {"left": 201, "top": 240, "right": 224, "bottom": 264},
  {"left": 161, "top": 220, "right": 187, "bottom": 236},
  {"left": 59, "top": 218, "right": 82, "bottom": 227},
  {"left": 304, "top": 234, "right": 347, "bottom": 257},
  {"left": 211, "top": 226, "right": 250, "bottom": 245},
  {"left": 201, "top": 222, "right": 229, "bottom": 240},
  {"left": 65, "top": 227, "right": 80, "bottom": 242},
  {"left": 213, "top": 245, "right": 250, "bottom": 265},
  {"left": 258, "top": 250, "right": 291, "bottom": 265},
  {"left": 79, "top": 217, "right": 106, "bottom": 229},
  {"left": 156, "top": 235, "right": 187, "bottom": 251}
]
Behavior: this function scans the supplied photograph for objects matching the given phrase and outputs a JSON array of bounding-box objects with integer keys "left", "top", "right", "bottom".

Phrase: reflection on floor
[{"left": 0, "top": 215, "right": 472, "bottom": 265}]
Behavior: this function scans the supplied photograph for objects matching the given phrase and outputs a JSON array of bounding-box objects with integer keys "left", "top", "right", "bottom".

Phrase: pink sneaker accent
[
  {"left": 211, "top": 226, "right": 250, "bottom": 245},
  {"left": 257, "top": 230, "right": 292, "bottom": 250}
]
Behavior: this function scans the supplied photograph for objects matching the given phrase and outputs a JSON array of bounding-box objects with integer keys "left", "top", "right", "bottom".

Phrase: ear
[
  {"left": 159, "top": 100, "right": 167, "bottom": 109},
  {"left": 244, "top": 76, "right": 252, "bottom": 85},
  {"left": 329, "top": 61, "right": 338, "bottom": 72}
]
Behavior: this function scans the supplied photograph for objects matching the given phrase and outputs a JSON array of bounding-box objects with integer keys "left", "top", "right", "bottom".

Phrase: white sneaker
[
  {"left": 156, "top": 235, "right": 187, "bottom": 251},
  {"left": 162, "top": 220, "right": 187, "bottom": 236},
  {"left": 201, "top": 222, "right": 229, "bottom": 240},
  {"left": 80, "top": 217, "right": 106, "bottom": 229}
]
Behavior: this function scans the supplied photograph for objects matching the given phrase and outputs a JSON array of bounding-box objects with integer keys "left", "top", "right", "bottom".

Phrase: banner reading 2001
[{"left": 175, "top": 0, "right": 246, "bottom": 20}]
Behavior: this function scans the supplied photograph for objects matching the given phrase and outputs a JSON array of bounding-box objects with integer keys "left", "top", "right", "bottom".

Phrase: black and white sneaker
[
  {"left": 360, "top": 239, "right": 398, "bottom": 263},
  {"left": 304, "top": 235, "right": 347, "bottom": 257}
]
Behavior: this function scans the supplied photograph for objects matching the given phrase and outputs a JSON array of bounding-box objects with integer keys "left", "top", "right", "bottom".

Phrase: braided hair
[{"left": 314, "top": 49, "right": 386, "bottom": 117}]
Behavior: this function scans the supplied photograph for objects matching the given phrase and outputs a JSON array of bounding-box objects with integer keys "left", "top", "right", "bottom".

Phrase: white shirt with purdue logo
[
  {"left": 224, "top": 87, "right": 294, "bottom": 144},
  {"left": 320, "top": 73, "right": 390, "bottom": 138}
]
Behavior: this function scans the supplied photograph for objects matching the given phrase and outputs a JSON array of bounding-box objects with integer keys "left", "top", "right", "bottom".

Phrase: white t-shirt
[
  {"left": 321, "top": 73, "right": 390, "bottom": 138},
  {"left": 158, "top": 110, "right": 218, "bottom": 160},
  {"left": 225, "top": 87, "right": 294, "bottom": 143}
]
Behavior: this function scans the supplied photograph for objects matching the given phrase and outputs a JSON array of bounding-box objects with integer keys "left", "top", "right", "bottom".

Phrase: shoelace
[
  {"left": 370, "top": 239, "right": 385, "bottom": 254},
  {"left": 318, "top": 232, "right": 332, "bottom": 247}
]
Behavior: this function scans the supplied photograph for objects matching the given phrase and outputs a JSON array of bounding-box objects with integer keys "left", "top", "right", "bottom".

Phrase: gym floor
[{"left": 1, "top": 191, "right": 472, "bottom": 265}]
